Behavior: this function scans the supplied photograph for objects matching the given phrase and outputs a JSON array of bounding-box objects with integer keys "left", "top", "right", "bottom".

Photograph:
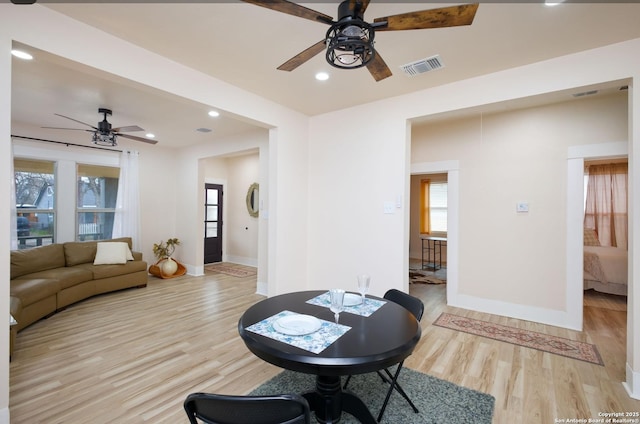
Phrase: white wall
[
  {"left": 225, "top": 154, "right": 260, "bottom": 265},
  {"left": 0, "top": 27, "right": 11, "bottom": 424},
  {"left": 307, "top": 111, "right": 409, "bottom": 297}
]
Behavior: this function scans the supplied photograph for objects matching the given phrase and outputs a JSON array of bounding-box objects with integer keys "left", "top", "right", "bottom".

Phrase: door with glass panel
[{"left": 204, "top": 183, "right": 223, "bottom": 263}]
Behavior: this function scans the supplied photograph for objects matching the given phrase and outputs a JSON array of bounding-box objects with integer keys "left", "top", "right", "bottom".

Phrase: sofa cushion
[
  {"left": 10, "top": 279, "right": 61, "bottom": 306},
  {"left": 63, "top": 237, "right": 133, "bottom": 266},
  {"left": 16, "top": 267, "right": 94, "bottom": 290},
  {"left": 75, "top": 260, "right": 148, "bottom": 280},
  {"left": 93, "top": 242, "right": 130, "bottom": 265},
  {"left": 10, "top": 244, "right": 66, "bottom": 279}
]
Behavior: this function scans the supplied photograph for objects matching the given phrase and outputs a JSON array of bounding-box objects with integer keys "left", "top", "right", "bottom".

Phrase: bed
[{"left": 583, "top": 245, "right": 628, "bottom": 296}]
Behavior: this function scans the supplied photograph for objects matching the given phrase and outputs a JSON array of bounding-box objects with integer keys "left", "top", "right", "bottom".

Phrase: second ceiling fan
[{"left": 242, "top": 0, "right": 479, "bottom": 81}]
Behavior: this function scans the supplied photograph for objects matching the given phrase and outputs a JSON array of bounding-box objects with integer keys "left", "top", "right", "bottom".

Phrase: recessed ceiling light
[
  {"left": 315, "top": 72, "right": 329, "bottom": 81},
  {"left": 11, "top": 49, "right": 33, "bottom": 60},
  {"left": 545, "top": 0, "right": 564, "bottom": 6},
  {"left": 145, "top": 133, "right": 155, "bottom": 138},
  {"left": 208, "top": 110, "right": 220, "bottom": 117}
]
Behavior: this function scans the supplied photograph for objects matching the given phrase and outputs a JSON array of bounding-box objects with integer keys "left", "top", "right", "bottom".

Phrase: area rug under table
[
  {"left": 204, "top": 263, "right": 256, "bottom": 277},
  {"left": 433, "top": 312, "right": 604, "bottom": 365},
  {"left": 250, "top": 368, "right": 494, "bottom": 424}
]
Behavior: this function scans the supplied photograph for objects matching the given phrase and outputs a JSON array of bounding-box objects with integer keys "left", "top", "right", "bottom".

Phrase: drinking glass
[
  {"left": 329, "top": 288, "right": 345, "bottom": 325},
  {"left": 357, "top": 274, "right": 370, "bottom": 305}
]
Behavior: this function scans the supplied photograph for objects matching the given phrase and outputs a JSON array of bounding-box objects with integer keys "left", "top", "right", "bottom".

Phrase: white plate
[
  {"left": 273, "top": 314, "right": 321, "bottom": 336},
  {"left": 343, "top": 293, "right": 362, "bottom": 307}
]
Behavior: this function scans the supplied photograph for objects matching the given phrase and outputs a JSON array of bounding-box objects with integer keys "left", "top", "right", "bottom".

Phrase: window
[
  {"left": 14, "top": 159, "right": 56, "bottom": 249},
  {"left": 77, "top": 164, "right": 119, "bottom": 241},
  {"left": 420, "top": 179, "right": 448, "bottom": 234}
]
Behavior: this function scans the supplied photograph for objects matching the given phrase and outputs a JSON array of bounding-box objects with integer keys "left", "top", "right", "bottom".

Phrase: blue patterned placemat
[
  {"left": 245, "top": 310, "right": 350, "bottom": 354},
  {"left": 306, "top": 292, "right": 386, "bottom": 317}
]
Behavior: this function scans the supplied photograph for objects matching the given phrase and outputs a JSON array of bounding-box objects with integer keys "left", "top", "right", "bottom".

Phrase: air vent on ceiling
[
  {"left": 400, "top": 55, "right": 444, "bottom": 77},
  {"left": 572, "top": 90, "right": 598, "bottom": 98},
  {"left": 196, "top": 128, "right": 212, "bottom": 133}
]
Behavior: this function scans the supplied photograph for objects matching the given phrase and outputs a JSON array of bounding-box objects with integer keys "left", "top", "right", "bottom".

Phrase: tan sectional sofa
[{"left": 9, "top": 237, "right": 147, "bottom": 358}]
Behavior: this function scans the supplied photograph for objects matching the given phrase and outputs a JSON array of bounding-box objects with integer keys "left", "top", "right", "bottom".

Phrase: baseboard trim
[
  {"left": 624, "top": 363, "right": 640, "bottom": 400},
  {"left": 225, "top": 255, "right": 258, "bottom": 267},
  {"left": 186, "top": 264, "right": 204, "bottom": 277},
  {"left": 256, "top": 280, "right": 268, "bottom": 296},
  {"left": 448, "top": 293, "right": 581, "bottom": 331}
]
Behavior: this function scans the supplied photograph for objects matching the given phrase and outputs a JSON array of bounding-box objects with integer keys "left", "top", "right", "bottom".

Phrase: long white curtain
[
  {"left": 112, "top": 150, "right": 141, "bottom": 251},
  {"left": 10, "top": 142, "right": 18, "bottom": 250}
]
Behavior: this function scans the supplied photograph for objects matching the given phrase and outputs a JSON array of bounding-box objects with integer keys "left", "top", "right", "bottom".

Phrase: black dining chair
[
  {"left": 183, "top": 392, "right": 311, "bottom": 424},
  {"left": 343, "top": 288, "right": 424, "bottom": 422}
]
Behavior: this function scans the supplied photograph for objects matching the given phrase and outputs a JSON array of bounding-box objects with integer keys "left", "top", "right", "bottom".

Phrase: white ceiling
[{"left": 10, "top": 2, "right": 640, "bottom": 149}]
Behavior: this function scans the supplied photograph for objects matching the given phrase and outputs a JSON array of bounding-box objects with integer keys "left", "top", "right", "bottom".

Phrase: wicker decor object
[{"left": 149, "top": 258, "right": 186, "bottom": 279}]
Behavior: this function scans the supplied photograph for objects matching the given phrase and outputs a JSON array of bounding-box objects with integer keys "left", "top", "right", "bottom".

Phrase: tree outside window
[{"left": 14, "top": 159, "right": 55, "bottom": 249}]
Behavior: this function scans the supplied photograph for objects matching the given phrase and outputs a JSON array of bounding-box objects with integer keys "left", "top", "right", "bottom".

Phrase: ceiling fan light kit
[
  {"left": 42, "top": 107, "right": 158, "bottom": 147},
  {"left": 92, "top": 132, "right": 118, "bottom": 146},
  {"left": 325, "top": 21, "right": 375, "bottom": 69},
  {"left": 325, "top": 0, "right": 378, "bottom": 70}
]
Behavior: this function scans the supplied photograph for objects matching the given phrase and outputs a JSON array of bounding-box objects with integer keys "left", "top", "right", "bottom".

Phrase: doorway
[{"left": 204, "top": 183, "right": 223, "bottom": 263}]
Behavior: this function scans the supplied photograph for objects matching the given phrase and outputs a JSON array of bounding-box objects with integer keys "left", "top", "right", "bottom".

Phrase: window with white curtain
[{"left": 13, "top": 153, "right": 120, "bottom": 249}]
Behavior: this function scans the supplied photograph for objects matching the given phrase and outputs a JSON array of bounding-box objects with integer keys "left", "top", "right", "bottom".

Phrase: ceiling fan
[
  {"left": 43, "top": 108, "right": 158, "bottom": 146},
  {"left": 242, "top": 0, "right": 479, "bottom": 81}
]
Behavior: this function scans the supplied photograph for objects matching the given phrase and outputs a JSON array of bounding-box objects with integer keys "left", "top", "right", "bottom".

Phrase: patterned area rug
[
  {"left": 204, "top": 263, "right": 256, "bottom": 277},
  {"left": 433, "top": 313, "right": 604, "bottom": 365},
  {"left": 250, "top": 368, "right": 494, "bottom": 424},
  {"left": 409, "top": 269, "right": 446, "bottom": 284}
]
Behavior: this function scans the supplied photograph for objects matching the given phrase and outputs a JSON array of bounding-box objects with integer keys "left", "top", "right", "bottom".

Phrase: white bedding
[{"left": 584, "top": 245, "right": 627, "bottom": 295}]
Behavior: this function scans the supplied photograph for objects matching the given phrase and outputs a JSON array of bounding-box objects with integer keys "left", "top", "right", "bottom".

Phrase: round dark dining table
[{"left": 238, "top": 290, "right": 421, "bottom": 424}]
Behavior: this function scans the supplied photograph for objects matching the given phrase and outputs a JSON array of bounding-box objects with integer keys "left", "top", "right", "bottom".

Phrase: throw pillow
[
  {"left": 584, "top": 228, "right": 600, "bottom": 246},
  {"left": 94, "top": 242, "right": 129, "bottom": 265}
]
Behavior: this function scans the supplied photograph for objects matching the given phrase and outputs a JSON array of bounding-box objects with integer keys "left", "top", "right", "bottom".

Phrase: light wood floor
[{"left": 9, "top": 272, "right": 639, "bottom": 423}]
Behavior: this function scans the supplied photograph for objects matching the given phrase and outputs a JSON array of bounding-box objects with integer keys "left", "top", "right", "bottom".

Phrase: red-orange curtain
[{"left": 584, "top": 163, "right": 628, "bottom": 249}]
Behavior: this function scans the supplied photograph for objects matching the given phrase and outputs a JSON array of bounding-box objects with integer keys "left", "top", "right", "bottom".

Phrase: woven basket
[{"left": 149, "top": 258, "right": 187, "bottom": 279}]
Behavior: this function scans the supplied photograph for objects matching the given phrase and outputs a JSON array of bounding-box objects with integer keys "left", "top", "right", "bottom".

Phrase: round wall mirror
[{"left": 246, "top": 183, "right": 259, "bottom": 217}]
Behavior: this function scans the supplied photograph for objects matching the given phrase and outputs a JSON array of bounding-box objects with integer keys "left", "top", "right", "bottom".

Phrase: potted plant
[{"left": 152, "top": 238, "right": 181, "bottom": 277}]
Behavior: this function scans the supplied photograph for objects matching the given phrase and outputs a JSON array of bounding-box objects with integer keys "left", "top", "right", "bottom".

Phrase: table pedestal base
[{"left": 303, "top": 375, "right": 377, "bottom": 424}]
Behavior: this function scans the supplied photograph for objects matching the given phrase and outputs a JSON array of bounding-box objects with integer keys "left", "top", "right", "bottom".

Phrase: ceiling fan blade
[
  {"left": 241, "top": 0, "right": 334, "bottom": 25},
  {"left": 116, "top": 133, "right": 158, "bottom": 145},
  {"left": 112, "top": 125, "right": 144, "bottom": 133},
  {"left": 366, "top": 52, "right": 392, "bottom": 82},
  {"left": 374, "top": 3, "right": 479, "bottom": 31},
  {"left": 42, "top": 126, "right": 93, "bottom": 132},
  {"left": 277, "top": 40, "right": 327, "bottom": 72},
  {"left": 348, "top": 0, "right": 371, "bottom": 15},
  {"left": 54, "top": 113, "right": 98, "bottom": 130}
]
